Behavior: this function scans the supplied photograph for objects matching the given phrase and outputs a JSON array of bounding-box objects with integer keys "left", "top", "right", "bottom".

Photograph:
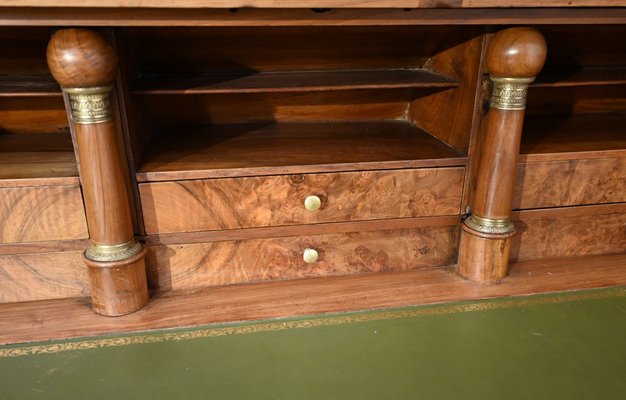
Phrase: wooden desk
[{"left": 0, "top": 3, "right": 624, "bottom": 319}]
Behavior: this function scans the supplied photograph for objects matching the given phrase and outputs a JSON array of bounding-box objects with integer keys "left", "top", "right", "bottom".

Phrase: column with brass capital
[
  {"left": 457, "top": 27, "right": 547, "bottom": 283},
  {"left": 47, "top": 29, "right": 148, "bottom": 315}
]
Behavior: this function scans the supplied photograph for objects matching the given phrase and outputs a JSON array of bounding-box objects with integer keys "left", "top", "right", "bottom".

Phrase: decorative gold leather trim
[
  {"left": 85, "top": 240, "right": 143, "bottom": 262},
  {"left": 464, "top": 213, "right": 515, "bottom": 234},
  {"left": 489, "top": 77, "right": 535, "bottom": 111},
  {"left": 65, "top": 86, "right": 113, "bottom": 124},
  {"left": 1, "top": 289, "right": 622, "bottom": 358}
]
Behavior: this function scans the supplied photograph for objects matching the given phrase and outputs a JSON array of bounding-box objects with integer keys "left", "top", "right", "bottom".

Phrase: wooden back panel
[{"left": 127, "top": 26, "right": 457, "bottom": 74}]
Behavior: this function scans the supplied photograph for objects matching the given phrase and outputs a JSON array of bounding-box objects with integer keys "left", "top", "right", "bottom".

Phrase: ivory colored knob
[
  {"left": 304, "top": 195, "right": 321, "bottom": 212},
  {"left": 303, "top": 248, "right": 319, "bottom": 264}
]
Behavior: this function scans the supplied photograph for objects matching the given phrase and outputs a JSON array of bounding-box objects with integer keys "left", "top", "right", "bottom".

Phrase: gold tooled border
[{"left": 1, "top": 288, "right": 624, "bottom": 358}]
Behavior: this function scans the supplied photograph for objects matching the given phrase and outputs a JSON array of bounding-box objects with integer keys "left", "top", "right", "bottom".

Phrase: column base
[
  {"left": 457, "top": 222, "right": 515, "bottom": 284},
  {"left": 83, "top": 246, "right": 149, "bottom": 316}
]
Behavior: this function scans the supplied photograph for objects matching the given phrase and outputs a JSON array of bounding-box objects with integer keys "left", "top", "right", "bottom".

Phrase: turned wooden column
[
  {"left": 47, "top": 29, "right": 148, "bottom": 315},
  {"left": 458, "top": 27, "right": 547, "bottom": 283}
]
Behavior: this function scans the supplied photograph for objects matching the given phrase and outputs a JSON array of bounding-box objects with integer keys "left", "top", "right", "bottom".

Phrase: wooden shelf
[
  {"left": 519, "top": 113, "right": 626, "bottom": 162},
  {"left": 0, "top": 74, "right": 61, "bottom": 97},
  {"left": 137, "top": 121, "right": 466, "bottom": 182},
  {"left": 0, "top": 132, "right": 78, "bottom": 186},
  {"left": 132, "top": 69, "right": 457, "bottom": 95},
  {"left": 532, "top": 67, "right": 626, "bottom": 87}
]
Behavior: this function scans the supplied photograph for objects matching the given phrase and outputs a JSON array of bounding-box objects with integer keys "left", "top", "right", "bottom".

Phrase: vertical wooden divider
[
  {"left": 47, "top": 28, "right": 148, "bottom": 316},
  {"left": 457, "top": 27, "right": 547, "bottom": 283}
]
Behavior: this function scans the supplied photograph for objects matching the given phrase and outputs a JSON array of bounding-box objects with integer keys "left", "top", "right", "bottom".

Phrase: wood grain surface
[
  {"left": 2, "top": 252, "right": 625, "bottom": 345},
  {"left": 0, "top": 0, "right": 623, "bottom": 9},
  {"left": 0, "top": 97, "right": 68, "bottom": 134},
  {"left": 409, "top": 28, "right": 485, "bottom": 153},
  {"left": 520, "top": 113, "right": 626, "bottom": 160},
  {"left": 1, "top": 8, "right": 625, "bottom": 27},
  {"left": 138, "top": 89, "right": 413, "bottom": 126},
  {"left": 146, "top": 225, "right": 459, "bottom": 291},
  {"left": 132, "top": 69, "right": 457, "bottom": 95},
  {"left": 140, "top": 167, "right": 464, "bottom": 234},
  {"left": 511, "top": 204, "right": 626, "bottom": 261},
  {"left": 514, "top": 157, "right": 626, "bottom": 209},
  {"left": 457, "top": 225, "right": 512, "bottom": 283},
  {"left": 128, "top": 26, "right": 451, "bottom": 73},
  {"left": 0, "top": 185, "right": 88, "bottom": 244},
  {"left": 0, "top": 250, "right": 87, "bottom": 303},
  {"left": 137, "top": 122, "right": 466, "bottom": 181},
  {"left": 0, "top": 132, "right": 78, "bottom": 184}
]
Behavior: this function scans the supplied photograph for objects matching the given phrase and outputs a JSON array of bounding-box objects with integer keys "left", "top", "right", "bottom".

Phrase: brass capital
[
  {"left": 489, "top": 77, "right": 535, "bottom": 111},
  {"left": 65, "top": 86, "right": 113, "bottom": 124}
]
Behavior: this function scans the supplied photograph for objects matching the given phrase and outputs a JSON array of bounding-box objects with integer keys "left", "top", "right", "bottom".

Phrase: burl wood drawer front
[
  {"left": 0, "top": 185, "right": 89, "bottom": 244},
  {"left": 139, "top": 168, "right": 464, "bottom": 234},
  {"left": 514, "top": 157, "right": 625, "bottom": 209},
  {"left": 145, "top": 224, "right": 459, "bottom": 291},
  {"left": 0, "top": 250, "right": 87, "bottom": 303}
]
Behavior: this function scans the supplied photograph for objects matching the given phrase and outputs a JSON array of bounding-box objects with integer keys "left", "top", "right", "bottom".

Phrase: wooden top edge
[
  {"left": 0, "top": 176, "right": 80, "bottom": 188},
  {"left": 136, "top": 160, "right": 467, "bottom": 182},
  {"left": 1, "top": 7, "right": 625, "bottom": 26},
  {"left": 1, "top": 1, "right": 625, "bottom": 9}
]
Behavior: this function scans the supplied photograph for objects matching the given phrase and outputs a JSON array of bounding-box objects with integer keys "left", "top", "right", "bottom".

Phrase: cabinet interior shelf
[
  {"left": 0, "top": 132, "right": 78, "bottom": 186},
  {"left": 131, "top": 69, "right": 458, "bottom": 95},
  {"left": 520, "top": 113, "right": 626, "bottom": 161},
  {"left": 0, "top": 74, "right": 61, "bottom": 97},
  {"left": 531, "top": 67, "right": 626, "bottom": 87},
  {"left": 137, "top": 121, "right": 466, "bottom": 182}
]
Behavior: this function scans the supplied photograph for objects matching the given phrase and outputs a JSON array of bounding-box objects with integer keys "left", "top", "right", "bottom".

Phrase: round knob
[
  {"left": 47, "top": 29, "right": 119, "bottom": 88},
  {"left": 486, "top": 27, "right": 547, "bottom": 78},
  {"left": 304, "top": 195, "right": 321, "bottom": 212},
  {"left": 303, "top": 248, "right": 319, "bottom": 264}
]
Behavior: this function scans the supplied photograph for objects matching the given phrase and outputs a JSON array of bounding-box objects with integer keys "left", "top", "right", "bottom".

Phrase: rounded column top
[
  {"left": 486, "top": 27, "right": 547, "bottom": 79},
  {"left": 47, "top": 29, "right": 119, "bottom": 88}
]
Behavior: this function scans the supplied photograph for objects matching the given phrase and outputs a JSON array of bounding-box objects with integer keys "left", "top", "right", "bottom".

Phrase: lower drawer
[
  {"left": 145, "top": 221, "right": 460, "bottom": 291},
  {"left": 139, "top": 167, "right": 464, "bottom": 234},
  {"left": 0, "top": 184, "right": 88, "bottom": 244}
]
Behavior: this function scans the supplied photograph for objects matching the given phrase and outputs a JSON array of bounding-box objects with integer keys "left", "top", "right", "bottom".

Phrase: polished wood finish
[
  {"left": 511, "top": 204, "right": 626, "bottom": 261},
  {"left": 0, "top": 97, "right": 67, "bottom": 134},
  {"left": 1, "top": 8, "right": 625, "bottom": 27},
  {"left": 139, "top": 89, "right": 412, "bottom": 126},
  {"left": 408, "top": 28, "right": 485, "bottom": 152},
  {"left": 2, "top": 252, "right": 625, "bottom": 345},
  {"left": 457, "top": 27, "right": 547, "bottom": 283},
  {"left": 0, "top": 132, "right": 78, "bottom": 185},
  {"left": 132, "top": 69, "right": 457, "bottom": 95},
  {"left": 140, "top": 167, "right": 463, "bottom": 233},
  {"left": 0, "top": 250, "right": 87, "bottom": 303},
  {"left": 0, "top": 184, "right": 88, "bottom": 244},
  {"left": 1, "top": 8, "right": 624, "bottom": 330},
  {"left": 47, "top": 28, "right": 148, "bottom": 316},
  {"left": 485, "top": 27, "right": 548, "bottom": 79},
  {"left": 146, "top": 224, "right": 459, "bottom": 291},
  {"left": 514, "top": 157, "right": 626, "bottom": 209},
  {"left": 137, "top": 122, "right": 465, "bottom": 181},
  {"left": 1, "top": 0, "right": 623, "bottom": 8},
  {"left": 129, "top": 26, "right": 449, "bottom": 73},
  {"left": 47, "top": 29, "right": 118, "bottom": 88},
  {"left": 457, "top": 226, "right": 513, "bottom": 283},
  {"left": 520, "top": 113, "right": 626, "bottom": 160},
  {"left": 84, "top": 247, "right": 149, "bottom": 316},
  {"left": 73, "top": 123, "right": 134, "bottom": 245}
]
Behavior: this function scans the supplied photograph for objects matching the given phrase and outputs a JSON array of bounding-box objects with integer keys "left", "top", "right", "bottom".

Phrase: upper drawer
[
  {"left": 514, "top": 156, "right": 625, "bottom": 209},
  {"left": 139, "top": 167, "right": 464, "bottom": 234},
  {"left": 0, "top": 184, "right": 88, "bottom": 244}
]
